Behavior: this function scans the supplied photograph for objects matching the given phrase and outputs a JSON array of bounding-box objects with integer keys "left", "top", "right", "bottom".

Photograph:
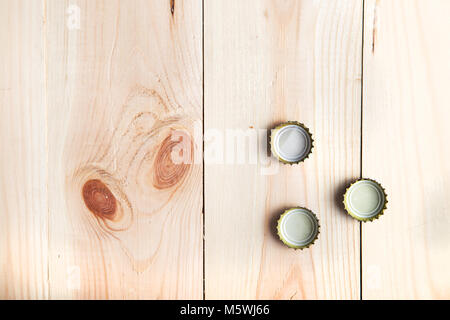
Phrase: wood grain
[
  {"left": 3, "top": 0, "right": 449, "bottom": 301},
  {"left": 47, "top": 0, "right": 203, "bottom": 299},
  {"left": 362, "top": 0, "right": 450, "bottom": 299},
  {"left": 0, "top": 0, "right": 49, "bottom": 300},
  {"left": 0, "top": 0, "right": 203, "bottom": 299},
  {"left": 204, "top": 0, "right": 362, "bottom": 299}
]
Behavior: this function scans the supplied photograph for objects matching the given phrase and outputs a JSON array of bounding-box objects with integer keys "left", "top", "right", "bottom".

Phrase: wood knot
[
  {"left": 152, "top": 133, "right": 192, "bottom": 190},
  {"left": 82, "top": 179, "right": 117, "bottom": 220},
  {"left": 170, "top": 0, "right": 175, "bottom": 16}
]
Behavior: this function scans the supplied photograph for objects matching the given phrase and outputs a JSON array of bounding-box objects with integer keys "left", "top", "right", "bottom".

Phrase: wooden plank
[
  {"left": 0, "top": 0, "right": 48, "bottom": 299},
  {"left": 362, "top": 0, "right": 450, "bottom": 299},
  {"left": 205, "top": 0, "right": 362, "bottom": 299},
  {"left": 45, "top": 0, "right": 202, "bottom": 299}
]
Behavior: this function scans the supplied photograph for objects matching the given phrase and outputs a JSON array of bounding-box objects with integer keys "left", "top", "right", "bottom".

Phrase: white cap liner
[
  {"left": 346, "top": 180, "right": 386, "bottom": 219},
  {"left": 273, "top": 125, "right": 312, "bottom": 163},
  {"left": 279, "top": 208, "right": 319, "bottom": 247}
]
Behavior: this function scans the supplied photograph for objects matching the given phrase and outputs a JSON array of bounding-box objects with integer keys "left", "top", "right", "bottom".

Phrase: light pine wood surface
[
  {"left": 1, "top": 0, "right": 203, "bottom": 299},
  {"left": 362, "top": 0, "right": 450, "bottom": 299},
  {"left": 1, "top": 0, "right": 449, "bottom": 300},
  {"left": 48, "top": 0, "right": 203, "bottom": 299},
  {"left": 0, "top": 0, "right": 49, "bottom": 300},
  {"left": 205, "top": 0, "right": 362, "bottom": 299}
]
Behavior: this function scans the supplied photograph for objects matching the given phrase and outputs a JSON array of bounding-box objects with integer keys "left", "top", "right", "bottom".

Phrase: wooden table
[{"left": 1, "top": 0, "right": 449, "bottom": 300}]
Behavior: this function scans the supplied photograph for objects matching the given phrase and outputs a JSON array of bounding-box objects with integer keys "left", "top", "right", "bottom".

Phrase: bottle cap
[
  {"left": 277, "top": 207, "right": 320, "bottom": 249},
  {"left": 343, "top": 179, "right": 387, "bottom": 222},
  {"left": 270, "top": 122, "right": 313, "bottom": 164}
]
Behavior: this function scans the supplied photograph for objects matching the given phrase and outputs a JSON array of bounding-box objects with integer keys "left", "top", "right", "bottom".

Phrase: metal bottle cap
[
  {"left": 270, "top": 122, "right": 314, "bottom": 164},
  {"left": 277, "top": 207, "right": 320, "bottom": 249},
  {"left": 343, "top": 179, "right": 388, "bottom": 222}
]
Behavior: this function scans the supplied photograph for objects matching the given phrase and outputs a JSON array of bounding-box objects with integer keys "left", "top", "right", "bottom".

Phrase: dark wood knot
[{"left": 82, "top": 179, "right": 117, "bottom": 220}]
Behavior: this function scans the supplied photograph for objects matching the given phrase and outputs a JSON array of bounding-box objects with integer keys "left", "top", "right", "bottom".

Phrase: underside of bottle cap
[
  {"left": 270, "top": 122, "right": 313, "bottom": 164},
  {"left": 277, "top": 207, "right": 320, "bottom": 249},
  {"left": 343, "top": 179, "right": 388, "bottom": 222}
]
